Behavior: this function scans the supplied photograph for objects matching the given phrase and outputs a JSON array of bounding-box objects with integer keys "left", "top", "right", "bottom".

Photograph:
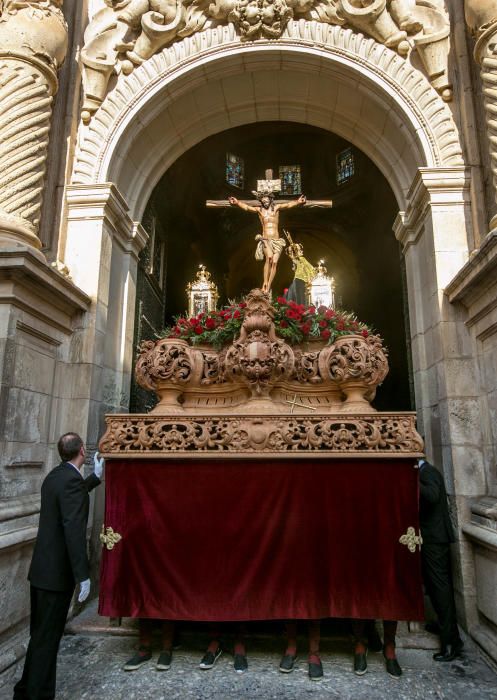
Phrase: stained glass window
[
  {"left": 226, "top": 152, "right": 244, "bottom": 189},
  {"left": 279, "top": 165, "right": 302, "bottom": 195},
  {"left": 148, "top": 217, "right": 166, "bottom": 288},
  {"left": 336, "top": 148, "right": 355, "bottom": 185}
]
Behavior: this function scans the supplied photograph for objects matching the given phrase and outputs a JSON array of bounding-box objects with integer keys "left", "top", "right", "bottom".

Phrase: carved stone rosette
[
  {"left": 465, "top": 1, "right": 497, "bottom": 229},
  {"left": 0, "top": 1, "right": 68, "bottom": 256}
]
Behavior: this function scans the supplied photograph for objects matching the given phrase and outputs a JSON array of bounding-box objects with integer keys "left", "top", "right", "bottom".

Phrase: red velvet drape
[{"left": 99, "top": 459, "right": 424, "bottom": 621}]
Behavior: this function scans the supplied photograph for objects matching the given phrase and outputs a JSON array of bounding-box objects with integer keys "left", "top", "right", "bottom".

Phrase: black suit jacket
[
  {"left": 28, "top": 462, "right": 101, "bottom": 592},
  {"left": 419, "top": 462, "right": 455, "bottom": 545}
]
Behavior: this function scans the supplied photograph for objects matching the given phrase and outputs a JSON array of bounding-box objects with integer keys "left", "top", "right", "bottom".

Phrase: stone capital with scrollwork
[{"left": 0, "top": 0, "right": 68, "bottom": 258}]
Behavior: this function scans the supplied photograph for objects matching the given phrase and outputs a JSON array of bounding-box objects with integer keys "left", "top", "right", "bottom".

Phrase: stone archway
[
  {"left": 64, "top": 24, "right": 481, "bottom": 628},
  {"left": 71, "top": 24, "right": 464, "bottom": 216}
]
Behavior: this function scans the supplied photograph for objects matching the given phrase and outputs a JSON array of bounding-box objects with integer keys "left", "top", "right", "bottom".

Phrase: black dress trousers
[
  {"left": 13, "top": 586, "right": 73, "bottom": 700},
  {"left": 421, "top": 543, "right": 460, "bottom": 648}
]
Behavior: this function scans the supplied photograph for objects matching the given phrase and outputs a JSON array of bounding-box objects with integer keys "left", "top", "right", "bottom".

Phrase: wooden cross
[
  {"left": 284, "top": 394, "right": 317, "bottom": 414},
  {"left": 206, "top": 168, "right": 333, "bottom": 210}
]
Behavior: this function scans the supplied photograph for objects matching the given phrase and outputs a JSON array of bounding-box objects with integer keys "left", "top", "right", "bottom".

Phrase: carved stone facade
[
  {"left": 81, "top": 0, "right": 451, "bottom": 121},
  {"left": 2, "top": 0, "right": 497, "bottom": 678}
]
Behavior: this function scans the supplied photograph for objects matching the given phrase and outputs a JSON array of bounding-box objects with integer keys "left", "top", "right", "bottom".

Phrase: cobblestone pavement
[{"left": 1, "top": 629, "right": 496, "bottom": 700}]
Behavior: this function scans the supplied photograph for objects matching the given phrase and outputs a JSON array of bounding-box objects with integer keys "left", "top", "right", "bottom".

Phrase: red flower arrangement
[{"left": 165, "top": 298, "right": 373, "bottom": 349}]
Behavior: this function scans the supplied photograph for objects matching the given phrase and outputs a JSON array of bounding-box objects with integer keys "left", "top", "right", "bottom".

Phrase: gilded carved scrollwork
[
  {"left": 325, "top": 334, "right": 389, "bottom": 386},
  {"left": 98, "top": 413, "right": 424, "bottom": 456},
  {"left": 0, "top": 0, "right": 67, "bottom": 254},
  {"left": 135, "top": 338, "right": 194, "bottom": 390},
  {"left": 224, "top": 290, "right": 295, "bottom": 398},
  {"left": 81, "top": 0, "right": 451, "bottom": 121},
  {"left": 293, "top": 349, "right": 322, "bottom": 384},
  {"left": 133, "top": 290, "right": 390, "bottom": 413},
  {"left": 135, "top": 337, "right": 198, "bottom": 411},
  {"left": 113, "top": 292, "right": 423, "bottom": 455}
]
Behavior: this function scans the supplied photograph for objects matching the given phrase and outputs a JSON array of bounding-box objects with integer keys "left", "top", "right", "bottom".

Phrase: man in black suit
[
  {"left": 13, "top": 433, "right": 103, "bottom": 700},
  {"left": 418, "top": 456, "right": 463, "bottom": 661}
]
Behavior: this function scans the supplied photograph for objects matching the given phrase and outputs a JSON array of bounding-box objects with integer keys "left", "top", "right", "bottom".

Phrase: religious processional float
[
  {"left": 100, "top": 172, "right": 423, "bottom": 459},
  {"left": 96, "top": 180, "right": 425, "bottom": 625}
]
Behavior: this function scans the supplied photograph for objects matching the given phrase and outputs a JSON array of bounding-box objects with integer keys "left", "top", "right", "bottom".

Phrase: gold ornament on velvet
[
  {"left": 399, "top": 527, "right": 423, "bottom": 553},
  {"left": 100, "top": 525, "right": 122, "bottom": 551}
]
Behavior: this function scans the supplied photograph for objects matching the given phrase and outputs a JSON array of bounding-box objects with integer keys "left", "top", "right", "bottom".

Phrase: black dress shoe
[
  {"left": 279, "top": 654, "right": 298, "bottom": 673},
  {"left": 156, "top": 650, "right": 172, "bottom": 671},
  {"left": 354, "top": 651, "right": 368, "bottom": 675},
  {"left": 124, "top": 647, "right": 152, "bottom": 671},
  {"left": 385, "top": 656, "right": 402, "bottom": 678},
  {"left": 308, "top": 658, "right": 323, "bottom": 681},
  {"left": 433, "top": 640, "right": 463, "bottom": 662},
  {"left": 199, "top": 647, "right": 223, "bottom": 669},
  {"left": 234, "top": 653, "right": 248, "bottom": 673}
]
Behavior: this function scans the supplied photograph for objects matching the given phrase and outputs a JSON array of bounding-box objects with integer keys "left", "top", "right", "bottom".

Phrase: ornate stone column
[
  {"left": 465, "top": 2, "right": 497, "bottom": 231},
  {"left": 0, "top": 1, "right": 67, "bottom": 258}
]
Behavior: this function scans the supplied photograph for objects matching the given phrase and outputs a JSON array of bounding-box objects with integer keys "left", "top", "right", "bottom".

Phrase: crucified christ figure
[{"left": 228, "top": 192, "right": 306, "bottom": 293}]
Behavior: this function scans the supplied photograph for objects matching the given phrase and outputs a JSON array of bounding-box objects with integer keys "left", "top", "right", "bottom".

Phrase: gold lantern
[
  {"left": 308, "top": 260, "right": 336, "bottom": 309},
  {"left": 186, "top": 265, "right": 219, "bottom": 317}
]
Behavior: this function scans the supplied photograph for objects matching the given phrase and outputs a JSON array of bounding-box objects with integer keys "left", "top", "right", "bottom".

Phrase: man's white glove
[
  {"left": 78, "top": 579, "right": 91, "bottom": 603},
  {"left": 93, "top": 451, "right": 104, "bottom": 479}
]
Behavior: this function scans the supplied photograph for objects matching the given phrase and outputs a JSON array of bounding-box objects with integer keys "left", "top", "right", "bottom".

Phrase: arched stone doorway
[
  {"left": 131, "top": 120, "right": 412, "bottom": 413},
  {"left": 66, "top": 35, "right": 469, "bottom": 413},
  {"left": 65, "top": 31, "right": 480, "bottom": 626}
]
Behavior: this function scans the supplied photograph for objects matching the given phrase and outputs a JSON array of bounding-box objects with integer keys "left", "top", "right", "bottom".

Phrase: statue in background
[{"left": 284, "top": 231, "right": 316, "bottom": 305}]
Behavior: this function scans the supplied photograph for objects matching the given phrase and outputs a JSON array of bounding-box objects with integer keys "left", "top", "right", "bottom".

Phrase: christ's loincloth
[{"left": 255, "top": 235, "right": 286, "bottom": 261}]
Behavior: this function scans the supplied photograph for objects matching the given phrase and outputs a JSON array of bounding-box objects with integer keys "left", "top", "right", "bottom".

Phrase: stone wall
[
  {"left": 1, "top": 0, "right": 497, "bottom": 674},
  {"left": 446, "top": 232, "right": 497, "bottom": 661}
]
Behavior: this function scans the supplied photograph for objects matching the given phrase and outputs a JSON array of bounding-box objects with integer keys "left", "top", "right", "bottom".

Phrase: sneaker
[
  {"left": 354, "top": 651, "right": 368, "bottom": 675},
  {"left": 385, "top": 656, "right": 402, "bottom": 678},
  {"left": 308, "top": 657, "right": 323, "bottom": 681},
  {"left": 156, "top": 650, "right": 172, "bottom": 671},
  {"left": 234, "top": 654, "right": 248, "bottom": 673},
  {"left": 199, "top": 647, "right": 223, "bottom": 669},
  {"left": 279, "top": 654, "right": 298, "bottom": 673},
  {"left": 123, "top": 648, "right": 152, "bottom": 671}
]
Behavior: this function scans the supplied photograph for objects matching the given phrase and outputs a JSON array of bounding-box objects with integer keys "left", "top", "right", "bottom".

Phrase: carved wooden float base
[{"left": 99, "top": 412, "right": 423, "bottom": 459}]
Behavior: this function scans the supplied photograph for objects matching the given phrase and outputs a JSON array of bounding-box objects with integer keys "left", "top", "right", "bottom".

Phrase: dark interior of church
[{"left": 132, "top": 122, "right": 412, "bottom": 412}]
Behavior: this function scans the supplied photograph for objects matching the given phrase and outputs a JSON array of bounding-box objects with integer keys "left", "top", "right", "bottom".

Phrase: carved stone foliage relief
[{"left": 82, "top": 0, "right": 451, "bottom": 122}]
